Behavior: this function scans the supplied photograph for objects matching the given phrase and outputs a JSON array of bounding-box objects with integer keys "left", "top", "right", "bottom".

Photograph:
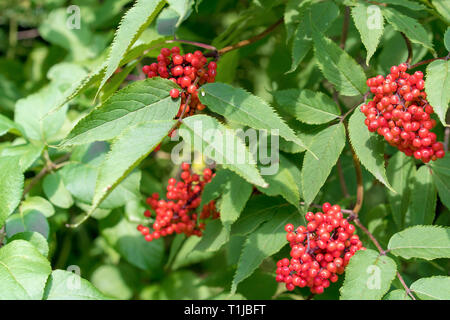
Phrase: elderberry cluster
[
  {"left": 276, "top": 203, "right": 365, "bottom": 294},
  {"left": 361, "top": 63, "right": 445, "bottom": 163},
  {"left": 142, "top": 47, "right": 217, "bottom": 117},
  {"left": 137, "top": 163, "right": 219, "bottom": 241}
]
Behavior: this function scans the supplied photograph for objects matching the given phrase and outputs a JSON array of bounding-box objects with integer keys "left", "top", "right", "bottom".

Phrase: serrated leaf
[
  {"left": 90, "top": 120, "right": 175, "bottom": 218},
  {"left": 199, "top": 83, "right": 311, "bottom": 153},
  {"left": 0, "top": 156, "right": 24, "bottom": 229},
  {"left": 312, "top": 31, "right": 367, "bottom": 96},
  {"left": 408, "top": 165, "right": 436, "bottom": 226},
  {"left": 388, "top": 226, "right": 450, "bottom": 260},
  {"left": 256, "top": 154, "right": 301, "bottom": 206},
  {"left": 410, "top": 276, "right": 450, "bottom": 300},
  {"left": 445, "top": 27, "right": 450, "bottom": 51},
  {"left": 231, "top": 196, "right": 290, "bottom": 236},
  {"left": 351, "top": 2, "right": 384, "bottom": 65},
  {"left": 430, "top": 155, "right": 450, "bottom": 210},
  {"left": 194, "top": 220, "right": 229, "bottom": 252},
  {"left": 199, "top": 169, "right": 230, "bottom": 209},
  {"left": 179, "top": 115, "right": 268, "bottom": 188},
  {"left": 284, "top": 0, "right": 311, "bottom": 41},
  {"left": 381, "top": 0, "right": 426, "bottom": 10},
  {"left": 0, "top": 240, "right": 51, "bottom": 299},
  {"left": 274, "top": 89, "right": 340, "bottom": 124},
  {"left": 382, "top": 7, "right": 434, "bottom": 51},
  {"left": 340, "top": 249, "right": 397, "bottom": 300},
  {"left": 100, "top": 210, "right": 164, "bottom": 271},
  {"left": 43, "top": 270, "right": 109, "bottom": 300},
  {"left": 231, "top": 206, "right": 301, "bottom": 293},
  {"left": 386, "top": 151, "right": 415, "bottom": 228},
  {"left": 97, "top": 0, "right": 165, "bottom": 94},
  {"left": 219, "top": 171, "right": 253, "bottom": 231},
  {"left": 348, "top": 110, "right": 394, "bottom": 191},
  {"left": 302, "top": 123, "right": 346, "bottom": 204},
  {"left": 425, "top": 59, "right": 450, "bottom": 126},
  {"left": 289, "top": 1, "right": 339, "bottom": 72},
  {"left": 61, "top": 78, "right": 180, "bottom": 146},
  {"left": 7, "top": 232, "right": 49, "bottom": 257},
  {"left": 432, "top": 0, "right": 450, "bottom": 23}
]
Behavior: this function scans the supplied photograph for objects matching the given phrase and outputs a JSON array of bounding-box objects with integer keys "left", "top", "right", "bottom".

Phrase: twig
[
  {"left": 17, "top": 29, "right": 39, "bottom": 40},
  {"left": 166, "top": 39, "right": 217, "bottom": 52},
  {"left": 299, "top": 202, "right": 353, "bottom": 215},
  {"left": 444, "top": 127, "right": 450, "bottom": 151},
  {"left": 22, "top": 153, "right": 71, "bottom": 198},
  {"left": 339, "top": 91, "right": 370, "bottom": 123},
  {"left": 0, "top": 227, "right": 6, "bottom": 248},
  {"left": 408, "top": 53, "right": 450, "bottom": 69},
  {"left": 337, "top": 159, "right": 350, "bottom": 198},
  {"left": 215, "top": 18, "right": 283, "bottom": 56},
  {"left": 340, "top": 7, "right": 350, "bottom": 50},
  {"left": 400, "top": 33, "right": 413, "bottom": 65}
]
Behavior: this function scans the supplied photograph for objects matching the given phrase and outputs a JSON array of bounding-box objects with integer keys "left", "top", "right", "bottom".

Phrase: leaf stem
[
  {"left": 400, "top": 32, "right": 413, "bottom": 65},
  {"left": 340, "top": 7, "right": 350, "bottom": 50},
  {"left": 408, "top": 53, "right": 450, "bottom": 69}
]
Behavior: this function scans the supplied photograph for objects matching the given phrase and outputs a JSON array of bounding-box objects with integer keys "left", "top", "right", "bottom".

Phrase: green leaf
[
  {"left": 91, "top": 265, "right": 133, "bottom": 300},
  {"left": 0, "top": 143, "right": 44, "bottom": 172},
  {"left": 172, "top": 236, "right": 215, "bottom": 270},
  {"left": 432, "top": 0, "right": 450, "bottom": 23},
  {"left": 289, "top": 1, "right": 339, "bottom": 72},
  {"left": 179, "top": 115, "right": 268, "bottom": 188},
  {"left": 42, "top": 172, "right": 74, "bottom": 209},
  {"left": 444, "top": 27, "right": 450, "bottom": 51},
  {"left": 388, "top": 226, "right": 450, "bottom": 260},
  {"left": 21, "top": 197, "right": 55, "bottom": 218},
  {"left": 199, "top": 169, "right": 229, "bottom": 209},
  {"left": 284, "top": 0, "right": 311, "bottom": 40},
  {"left": 274, "top": 89, "right": 340, "bottom": 124},
  {"left": 219, "top": 171, "right": 253, "bottom": 231},
  {"left": 157, "top": 0, "right": 194, "bottom": 35},
  {"left": 430, "top": 154, "right": 450, "bottom": 210},
  {"left": 408, "top": 165, "right": 436, "bottom": 226},
  {"left": 91, "top": 120, "right": 175, "bottom": 216},
  {"left": 382, "top": 7, "right": 434, "bottom": 51},
  {"left": 0, "top": 240, "right": 51, "bottom": 299},
  {"left": 425, "top": 59, "right": 450, "bottom": 126},
  {"left": 0, "top": 114, "right": 20, "bottom": 137},
  {"left": 312, "top": 30, "right": 367, "bottom": 96},
  {"left": 340, "top": 249, "right": 397, "bottom": 300},
  {"left": 100, "top": 210, "right": 164, "bottom": 271},
  {"left": 97, "top": 0, "right": 165, "bottom": 94},
  {"left": 410, "top": 276, "right": 450, "bottom": 300},
  {"left": 351, "top": 2, "right": 384, "bottom": 65},
  {"left": 194, "top": 220, "right": 229, "bottom": 252},
  {"left": 7, "top": 232, "right": 49, "bottom": 257},
  {"left": 0, "top": 156, "right": 24, "bottom": 229},
  {"left": 381, "top": 0, "right": 426, "bottom": 10},
  {"left": 348, "top": 110, "right": 394, "bottom": 191},
  {"left": 383, "top": 289, "right": 411, "bottom": 300},
  {"left": 231, "top": 206, "right": 301, "bottom": 293},
  {"left": 199, "top": 83, "right": 311, "bottom": 153},
  {"left": 43, "top": 270, "right": 110, "bottom": 300},
  {"left": 61, "top": 78, "right": 180, "bottom": 147},
  {"left": 14, "top": 85, "right": 68, "bottom": 143},
  {"left": 6, "top": 210, "right": 49, "bottom": 240},
  {"left": 386, "top": 152, "right": 415, "bottom": 228},
  {"left": 231, "top": 196, "right": 290, "bottom": 236},
  {"left": 302, "top": 123, "right": 346, "bottom": 204},
  {"left": 256, "top": 154, "right": 301, "bottom": 206}
]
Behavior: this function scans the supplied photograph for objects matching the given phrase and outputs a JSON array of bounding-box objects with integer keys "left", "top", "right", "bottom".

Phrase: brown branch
[
  {"left": 216, "top": 18, "right": 283, "bottom": 56},
  {"left": 444, "top": 127, "right": 449, "bottom": 151},
  {"left": 22, "top": 153, "right": 71, "bottom": 198},
  {"left": 409, "top": 53, "right": 450, "bottom": 69},
  {"left": 17, "top": 29, "right": 39, "bottom": 40},
  {"left": 299, "top": 202, "right": 354, "bottom": 215},
  {"left": 401, "top": 32, "right": 413, "bottom": 65},
  {"left": 166, "top": 39, "right": 217, "bottom": 52},
  {"left": 340, "top": 7, "right": 350, "bottom": 50},
  {"left": 0, "top": 227, "right": 5, "bottom": 248}
]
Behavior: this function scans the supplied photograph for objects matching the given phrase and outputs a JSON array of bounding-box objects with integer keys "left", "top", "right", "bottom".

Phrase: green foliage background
[{"left": 0, "top": 0, "right": 449, "bottom": 300}]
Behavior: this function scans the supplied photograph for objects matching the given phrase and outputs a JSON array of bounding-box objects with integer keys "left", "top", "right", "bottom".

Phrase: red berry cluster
[
  {"left": 142, "top": 47, "right": 217, "bottom": 117},
  {"left": 275, "top": 203, "right": 365, "bottom": 294},
  {"left": 137, "top": 163, "right": 219, "bottom": 241},
  {"left": 361, "top": 63, "right": 445, "bottom": 163}
]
